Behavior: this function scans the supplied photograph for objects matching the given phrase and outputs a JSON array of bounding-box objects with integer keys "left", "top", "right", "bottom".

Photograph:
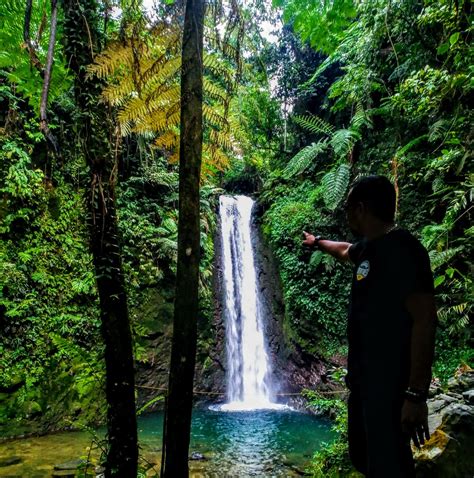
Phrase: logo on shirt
[{"left": 356, "top": 260, "right": 370, "bottom": 281}]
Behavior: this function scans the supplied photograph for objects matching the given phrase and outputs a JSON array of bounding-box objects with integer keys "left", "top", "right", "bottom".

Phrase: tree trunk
[
  {"left": 61, "top": 1, "right": 138, "bottom": 476},
  {"left": 162, "top": 0, "right": 204, "bottom": 476},
  {"left": 39, "top": 0, "right": 60, "bottom": 154}
]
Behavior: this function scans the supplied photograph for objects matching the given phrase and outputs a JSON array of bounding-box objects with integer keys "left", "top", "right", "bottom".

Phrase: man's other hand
[
  {"left": 302, "top": 231, "right": 316, "bottom": 247},
  {"left": 401, "top": 399, "right": 430, "bottom": 448}
]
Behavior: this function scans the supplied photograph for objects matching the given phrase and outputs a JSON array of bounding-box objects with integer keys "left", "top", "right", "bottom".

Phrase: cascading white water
[{"left": 218, "top": 195, "right": 283, "bottom": 411}]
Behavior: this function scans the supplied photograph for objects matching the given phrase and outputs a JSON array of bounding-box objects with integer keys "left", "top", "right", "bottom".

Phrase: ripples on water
[{"left": 0, "top": 408, "right": 335, "bottom": 477}]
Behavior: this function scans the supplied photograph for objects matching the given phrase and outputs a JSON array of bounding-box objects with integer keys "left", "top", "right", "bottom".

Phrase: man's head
[{"left": 345, "top": 175, "right": 396, "bottom": 235}]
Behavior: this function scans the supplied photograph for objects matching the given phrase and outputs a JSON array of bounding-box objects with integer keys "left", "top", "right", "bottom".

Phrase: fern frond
[
  {"left": 283, "top": 140, "right": 329, "bottom": 178},
  {"left": 293, "top": 114, "right": 335, "bottom": 136},
  {"left": 102, "top": 77, "right": 136, "bottom": 106},
  {"left": 428, "top": 119, "right": 450, "bottom": 143},
  {"left": 395, "top": 135, "right": 428, "bottom": 159},
  {"left": 140, "top": 57, "right": 181, "bottom": 94},
  {"left": 350, "top": 102, "right": 373, "bottom": 131},
  {"left": 204, "top": 77, "right": 228, "bottom": 103},
  {"left": 428, "top": 246, "right": 463, "bottom": 270},
  {"left": 87, "top": 41, "right": 134, "bottom": 79},
  {"left": 203, "top": 104, "right": 228, "bottom": 129},
  {"left": 155, "top": 130, "right": 179, "bottom": 151},
  {"left": 209, "top": 129, "right": 234, "bottom": 151},
  {"left": 208, "top": 147, "right": 230, "bottom": 171},
  {"left": 330, "top": 128, "right": 360, "bottom": 159},
  {"left": 321, "top": 163, "right": 351, "bottom": 210},
  {"left": 302, "top": 56, "right": 335, "bottom": 87}
]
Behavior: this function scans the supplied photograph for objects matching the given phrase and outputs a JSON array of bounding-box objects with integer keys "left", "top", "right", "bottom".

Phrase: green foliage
[
  {"left": 262, "top": 181, "right": 350, "bottom": 354},
  {"left": 273, "top": 0, "right": 357, "bottom": 55},
  {"left": 278, "top": 0, "right": 473, "bottom": 371},
  {"left": 302, "top": 390, "right": 357, "bottom": 477},
  {"left": 0, "top": 132, "right": 104, "bottom": 428},
  {"left": 0, "top": 0, "right": 70, "bottom": 109}
]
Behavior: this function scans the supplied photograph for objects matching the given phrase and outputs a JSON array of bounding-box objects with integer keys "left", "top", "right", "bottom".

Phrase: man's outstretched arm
[{"left": 302, "top": 231, "right": 352, "bottom": 262}]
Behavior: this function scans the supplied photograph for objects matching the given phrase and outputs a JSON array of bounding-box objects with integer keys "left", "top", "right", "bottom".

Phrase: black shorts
[{"left": 348, "top": 388, "right": 415, "bottom": 478}]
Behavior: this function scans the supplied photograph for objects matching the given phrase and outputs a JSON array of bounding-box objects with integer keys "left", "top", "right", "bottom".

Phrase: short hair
[{"left": 347, "top": 175, "right": 396, "bottom": 222}]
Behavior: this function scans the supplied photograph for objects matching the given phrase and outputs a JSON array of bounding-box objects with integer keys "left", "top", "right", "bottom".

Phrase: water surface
[{"left": 0, "top": 408, "right": 335, "bottom": 477}]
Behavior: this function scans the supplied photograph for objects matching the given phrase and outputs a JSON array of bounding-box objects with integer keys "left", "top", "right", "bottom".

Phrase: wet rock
[
  {"left": 282, "top": 460, "right": 311, "bottom": 476},
  {"left": 54, "top": 459, "right": 88, "bottom": 470},
  {"left": 190, "top": 451, "right": 207, "bottom": 461},
  {"left": 462, "top": 389, "right": 474, "bottom": 404},
  {"left": 446, "top": 372, "right": 474, "bottom": 394},
  {"left": 0, "top": 456, "right": 22, "bottom": 467},
  {"left": 415, "top": 378, "right": 474, "bottom": 477}
]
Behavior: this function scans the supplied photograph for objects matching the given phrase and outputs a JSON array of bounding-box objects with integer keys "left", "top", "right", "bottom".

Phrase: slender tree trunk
[
  {"left": 23, "top": 0, "right": 44, "bottom": 74},
  {"left": 39, "top": 0, "right": 60, "bottom": 154},
  {"left": 162, "top": 0, "right": 204, "bottom": 476},
  {"left": 61, "top": 1, "right": 138, "bottom": 476}
]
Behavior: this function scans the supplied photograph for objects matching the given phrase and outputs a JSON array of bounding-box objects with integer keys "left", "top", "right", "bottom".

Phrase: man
[{"left": 303, "top": 175, "right": 437, "bottom": 477}]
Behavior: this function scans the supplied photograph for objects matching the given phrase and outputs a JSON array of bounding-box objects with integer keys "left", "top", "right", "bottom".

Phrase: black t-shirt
[{"left": 347, "top": 228, "right": 434, "bottom": 393}]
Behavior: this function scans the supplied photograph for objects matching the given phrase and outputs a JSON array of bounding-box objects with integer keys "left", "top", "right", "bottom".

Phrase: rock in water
[
  {"left": 190, "top": 452, "right": 207, "bottom": 461},
  {"left": 54, "top": 459, "right": 88, "bottom": 470},
  {"left": 52, "top": 458, "right": 93, "bottom": 477},
  {"left": 0, "top": 456, "right": 22, "bottom": 467}
]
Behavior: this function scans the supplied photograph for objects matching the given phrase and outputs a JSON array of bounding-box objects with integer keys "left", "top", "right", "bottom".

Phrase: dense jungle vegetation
[{"left": 0, "top": 0, "right": 472, "bottom": 476}]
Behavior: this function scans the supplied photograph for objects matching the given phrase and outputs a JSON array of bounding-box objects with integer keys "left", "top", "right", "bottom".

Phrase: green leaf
[
  {"left": 309, "top": 251, "right": 324, "bottom": 269},
  {"left": 434, "top": 275, "right": 446, "bottom": 288},
  {"left": 137, "top": 395, "right": 164, "bottom": 415},
  {"left": 449, "top": 32, "right": 460, "bottom": 46},
  {"left": 437, "top": 43, "right": 449, "bottom": 55}
]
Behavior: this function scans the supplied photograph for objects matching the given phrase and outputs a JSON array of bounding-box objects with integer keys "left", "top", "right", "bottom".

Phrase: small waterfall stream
[{"left": 218, "top": 195, "right": 283, "bottom": 411}]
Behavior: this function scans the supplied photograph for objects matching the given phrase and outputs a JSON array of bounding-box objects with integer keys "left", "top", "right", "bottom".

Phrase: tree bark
[
  {"left": 162, "top": 0, "right": 204, "bottom": 476},
  {"left": 39, "top": 0, "right": 60, "bottom": 154},
  {"left": 61, "top": 1, "right": 138, "bottom": 476},
  {"left": 23, "top": 0, "right": 44, "bottom": 74}
]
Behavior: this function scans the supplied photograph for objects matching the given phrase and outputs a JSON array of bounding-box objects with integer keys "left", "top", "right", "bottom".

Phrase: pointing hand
[{"left": 302, "top": 231, "right": 316, "bottom": 247}]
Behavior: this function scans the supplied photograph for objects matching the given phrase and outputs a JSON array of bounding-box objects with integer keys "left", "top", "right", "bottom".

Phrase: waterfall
[{"left": 218, "top": 195, "right": 283, "bottom": 411}]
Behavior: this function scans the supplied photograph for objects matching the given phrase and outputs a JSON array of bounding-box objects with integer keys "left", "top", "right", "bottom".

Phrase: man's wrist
[
  {"left": 404, "top": 386, "right": 428, "bottom": 403},
  {"left": 314, "top": 235, "right": 323, "bottom": 248}
]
